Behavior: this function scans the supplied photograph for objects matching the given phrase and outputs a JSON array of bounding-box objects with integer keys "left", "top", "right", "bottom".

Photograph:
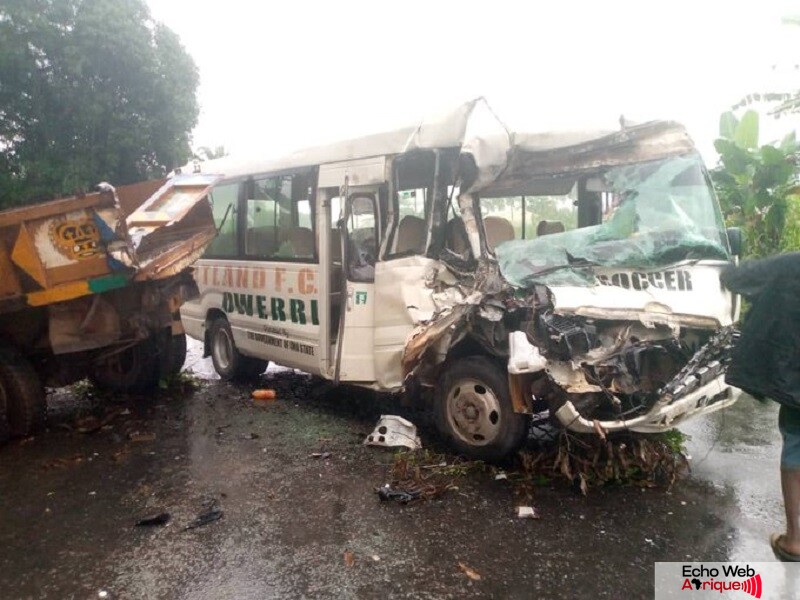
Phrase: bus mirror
[{"left": 726, "top": 226, "right": 743, "bottom": 257}]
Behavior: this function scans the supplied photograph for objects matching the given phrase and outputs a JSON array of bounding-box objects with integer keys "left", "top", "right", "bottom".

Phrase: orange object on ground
[{"left": 252, "top": 389, "right": 276, "bottom": 400}]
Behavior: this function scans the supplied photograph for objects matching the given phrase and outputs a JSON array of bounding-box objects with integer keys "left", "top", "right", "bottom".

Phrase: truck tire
[
  {"left": 158, "top": 331, "right": 187, "bottom": 380},
  {"left": 435, "top": 356, "right": 529, "bottom": 461},
  {"left": 91, "top": 337, "right": 160, "bottom": 393},
  {"left": 0, "top": 347, "right": 45, "bottom": 437},
  {"left": 0, "top": 363, "right": 8, "bottom": 443},
  {"left": 209, "top": 317, "right": 267, "bottom": 381}
]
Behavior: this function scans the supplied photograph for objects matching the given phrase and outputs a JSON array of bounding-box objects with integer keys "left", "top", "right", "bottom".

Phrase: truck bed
[{"left": 0, "top": 175, "right": 219, "bottom": 316}]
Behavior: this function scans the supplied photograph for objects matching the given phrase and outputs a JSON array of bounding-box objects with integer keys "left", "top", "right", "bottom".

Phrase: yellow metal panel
[
  {"left": 26, "top": 281, "right": 91, "bottom": 307},
  {"left": 0, "top": 242, "right": 22, "bottom": 298},
  {"left": 11, "top": 223, "right": 48, "bottom": 288}
]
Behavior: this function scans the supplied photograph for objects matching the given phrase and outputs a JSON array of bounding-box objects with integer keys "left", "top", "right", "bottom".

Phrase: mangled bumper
[{"left": 554, "top": 374, "right": 742, "bottom": 433}]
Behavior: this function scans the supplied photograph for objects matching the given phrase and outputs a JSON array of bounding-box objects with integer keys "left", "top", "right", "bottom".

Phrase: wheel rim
[
  {"left": 445, "top": 377, "right": 502, "bottom": 447},
  {"left": 213, "top": 327, "right": 233, "bottom": 371}
]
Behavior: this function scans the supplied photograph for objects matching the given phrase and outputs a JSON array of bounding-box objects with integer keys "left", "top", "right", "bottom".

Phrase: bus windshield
[{"left": 494, "top": 154, "right": 730, "bottom": 288}]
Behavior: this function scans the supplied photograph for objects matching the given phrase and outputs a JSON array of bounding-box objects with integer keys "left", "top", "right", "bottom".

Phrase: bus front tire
[
  {"left": 434, "top": 356, "right": 529, "bottom": 462},
  {"left": 209, "top": 318, "right": 266, "bottom": 381}
]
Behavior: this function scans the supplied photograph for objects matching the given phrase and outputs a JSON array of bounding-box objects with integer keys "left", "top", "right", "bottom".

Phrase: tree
[
  {"left": 711, "top": 110, "right": 799, "bottom": 257},
  {"left": 0, "top": 0, "right": 199, "bottom": 207}
]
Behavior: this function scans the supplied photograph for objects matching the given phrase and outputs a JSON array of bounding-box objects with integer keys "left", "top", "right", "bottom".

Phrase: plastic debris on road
[{"left": 364, "top": 415, "right": 421, "bottom": 450}]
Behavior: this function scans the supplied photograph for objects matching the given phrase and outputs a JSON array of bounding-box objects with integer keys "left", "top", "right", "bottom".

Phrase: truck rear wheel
[
  {"left": 209, "top": 317, "right": 266, "bottom": 381},
  {"left": 158, "top": 330, "right": 187, "bottom": 380},
  {"left": 435, "top": 356, "right": 529, "bottom": 461},
  {"left": 91, "top": 337, "right": 160, "bottom": 393},
  {"left": 0, "top": 347, "right": 45, "bottom": 437}
]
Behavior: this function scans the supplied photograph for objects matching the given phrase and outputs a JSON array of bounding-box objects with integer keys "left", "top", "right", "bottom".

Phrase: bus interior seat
[
  {"left": 446, "top": 217, "right": 470, "bottom": 254},
  {"left": 483, "top": 216, "right": 515, "bottom": 250},
  {"left": 536, "top": 220, "right": 565, "bottom": 236},
  {"left": 246, "top": 226, "right": 278, "bottom": 256},
  {"left": 396, "top": 215, "right": 426, "bottom": 254},
  {"left": 285, "top": 226, "right": 315, "bottom": 258}
]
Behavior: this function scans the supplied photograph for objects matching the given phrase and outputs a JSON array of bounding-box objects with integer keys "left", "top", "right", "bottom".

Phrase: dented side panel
[{"left": 374, "top": 255, "right": 443, "bottom": 389}]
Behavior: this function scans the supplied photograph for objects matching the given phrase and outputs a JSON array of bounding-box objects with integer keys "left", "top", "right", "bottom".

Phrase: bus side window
[
  {"left": 245, "top": 177, "right": 279, "bottom": 258},
  {"left": 205, "top": 182, "right": 240, "bottom": 257},
  {"left": 346, "top": 195, "right": 376, "bottom": 282},
  {"left": 387, "top": 151, "right": 434, "bottom": 258},
  {"left": 245, "top": 174, "right": 316, "bottom": 261}
]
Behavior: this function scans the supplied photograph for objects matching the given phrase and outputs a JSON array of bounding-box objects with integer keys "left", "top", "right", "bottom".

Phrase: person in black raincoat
[{"left": 721, "top": 252, "right": 800, "bottom": 561}]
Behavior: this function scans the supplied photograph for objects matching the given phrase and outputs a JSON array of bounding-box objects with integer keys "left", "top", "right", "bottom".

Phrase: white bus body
[{"left": 180, "top": 99, "right": 742, "bottom": 460}]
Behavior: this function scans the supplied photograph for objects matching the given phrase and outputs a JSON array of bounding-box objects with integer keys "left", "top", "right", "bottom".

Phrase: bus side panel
[{"left": 191, "top": 258, "right": 321, "bottom": 374}]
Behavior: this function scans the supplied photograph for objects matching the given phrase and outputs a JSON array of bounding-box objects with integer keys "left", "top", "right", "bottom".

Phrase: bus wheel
[
  {"left": 435, "top": 356, "right": 529, "bottom": 461},
  {"left": 209, "top": 317, "right": 266, "bottom": 381},
  {"left": 91, "top": 337, "right": 160, "bottom": 393},
  {"left": 0, "top": 347, "right": 45, "bottom": 438}
]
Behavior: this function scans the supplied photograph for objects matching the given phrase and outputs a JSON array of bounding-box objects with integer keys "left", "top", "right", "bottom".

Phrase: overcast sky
[{"left": 147, "top": 0, "right": 799, "bottom": 163}]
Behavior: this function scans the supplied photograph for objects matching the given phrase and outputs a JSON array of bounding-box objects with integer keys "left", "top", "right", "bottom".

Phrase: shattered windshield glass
[{"left": 494, "top": 154, "right": 730, "bottom": 288}]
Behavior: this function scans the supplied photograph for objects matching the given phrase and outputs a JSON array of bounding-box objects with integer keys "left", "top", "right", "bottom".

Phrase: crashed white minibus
[{"left": 180, "top": 99, "right": 742, "bottom": 459}]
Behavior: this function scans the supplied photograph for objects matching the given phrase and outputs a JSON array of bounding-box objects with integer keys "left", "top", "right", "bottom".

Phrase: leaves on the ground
[
  {"left": 519, "top": 431, "right": 689, "bottom": 494},
  {"left": 458, "top": 562, "right": 481, "bottom": 581},
  {"left": 343, "top": 550, "right": 355, "bottom": 568}
]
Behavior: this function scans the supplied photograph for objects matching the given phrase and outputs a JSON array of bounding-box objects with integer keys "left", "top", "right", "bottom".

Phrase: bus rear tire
[
  {"left": 434, "top": 356, "right": 529, "bottom": 461},
  {"left": 209, "top": 317, "right": 267, "bottom": 381}
]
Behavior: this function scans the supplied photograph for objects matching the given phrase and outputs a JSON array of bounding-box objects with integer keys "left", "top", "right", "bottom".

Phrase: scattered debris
[
  {"left": 41, "top": 453, "right": 86, "bottom": 470},
  {"left": 517, "top": 506, "right": 540, "bottom": 519},
  {"left": 135, "top": 513, "right": 171, "bottom": 527},
  {"left": 184, "top": 509, "right": 223, "bottom": 530},
  {"left": 242, "top": 433, "right": 260, "bottom": 440},
  {"left": 343, "top": 550, "right": 355, "bottom": 568},
  {"left": 364, "top": 415, "right": 421, "bottom": 450},
  {"left": 252, "top": 389, "right": 277, "bottom": 401},
  {"left": 377, "top": 484, "right": 421, "bottom": 504},
  {"left": 128, "top": 431, "right": 156, "bottom": 443},
  {"left": 371, "top": 555, "right": 381, "bottom": 562},
  {"left": 494, "top": 472, "right": 508, "bottom": 481},
  {"left": 518, "top": 430, "right": 690, "bottom": 494},
  {"left": 310, "top": 452, "right": 332, "bottom": 459},
  {"left": 458, "top": 562, "right": 482, "bottom": 581}
]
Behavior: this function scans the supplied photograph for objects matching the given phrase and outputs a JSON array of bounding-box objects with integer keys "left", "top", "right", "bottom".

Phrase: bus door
[{"left": 317, "top": 158, "right": 386, "bottom": 383}]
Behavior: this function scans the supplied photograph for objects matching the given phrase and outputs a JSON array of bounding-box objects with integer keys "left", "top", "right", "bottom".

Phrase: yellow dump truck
[{"left": 0, "top": 174, "right": 219, "bottom": 441}]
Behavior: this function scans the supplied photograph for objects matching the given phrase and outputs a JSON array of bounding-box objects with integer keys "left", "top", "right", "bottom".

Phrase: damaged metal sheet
[{"left": 0, "top": 174, "right": 219, "bottom": 314}]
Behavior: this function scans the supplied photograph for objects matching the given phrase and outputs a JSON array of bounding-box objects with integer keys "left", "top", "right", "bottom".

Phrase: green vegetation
[
  {"left": 0, "top": 0, "right": 199, "bottom": 208},
  {"left": 711, "top": 110, "right": 800, "bottom": 257}
]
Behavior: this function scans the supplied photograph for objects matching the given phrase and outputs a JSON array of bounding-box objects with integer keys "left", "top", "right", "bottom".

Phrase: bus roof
[{"left": 182, "top": 98, "right": 696, "bottom": 194}]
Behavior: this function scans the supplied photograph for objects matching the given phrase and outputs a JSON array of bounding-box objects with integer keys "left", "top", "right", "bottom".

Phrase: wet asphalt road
[{"left": 0, "top": 340, "right": 785, "bottom": 599}]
